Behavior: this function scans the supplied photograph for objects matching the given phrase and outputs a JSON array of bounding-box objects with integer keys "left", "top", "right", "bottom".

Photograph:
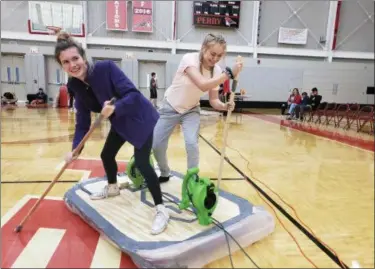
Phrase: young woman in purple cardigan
[{"left": 54, "top": 32, "right": 168, "bottom": 235}]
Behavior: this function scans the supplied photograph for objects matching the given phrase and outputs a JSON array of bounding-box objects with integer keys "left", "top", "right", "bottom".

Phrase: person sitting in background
[
  {"left": 285, "top": 88, "right": 301, "bottom": 119},
  {"left": 295, "top": 92, "right": 310, "bottom": 120},
  {"left": 30, "top": 88, "right": 47, "bottom": 105},
  {"left": 281, "top": 88, "right": 297, "bottom": 115},
  {"left": 1, "top": 92, "right": 18, "bottom": 105},
  {"left": 309, "top": 87, "right": 322, "bottom": 111},
  {"left": 27, "top": 88, "right": 48, "bottom": 107}
]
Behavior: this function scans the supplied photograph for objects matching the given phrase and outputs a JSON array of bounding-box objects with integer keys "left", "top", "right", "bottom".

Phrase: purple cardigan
[{"left": 67, "top": 60, "right": 159, "bottom": 149}]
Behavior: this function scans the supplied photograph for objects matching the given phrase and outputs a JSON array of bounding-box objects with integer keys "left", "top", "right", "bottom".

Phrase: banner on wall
[
  {"left": 132, "top": 1, "right": 153, "bottom": 33},
  {"left": 106, "top": 1, "right": 128, "bottom": 31},
  {"left": 278, "top": 27, "right": 308, "bottom": 45}
]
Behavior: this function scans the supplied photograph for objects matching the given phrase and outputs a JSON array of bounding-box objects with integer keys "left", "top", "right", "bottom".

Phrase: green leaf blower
[
  {"left": 126, "top": 155, "right": 155, "bottom": 188},
  {"left": 179, "top": 167, "right": 218, "bottom": 226}
]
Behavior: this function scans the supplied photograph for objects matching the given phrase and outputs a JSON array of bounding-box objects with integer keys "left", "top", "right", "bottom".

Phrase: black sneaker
[{"left": 159, "top": 176, "right": 170, "bottom": 183}]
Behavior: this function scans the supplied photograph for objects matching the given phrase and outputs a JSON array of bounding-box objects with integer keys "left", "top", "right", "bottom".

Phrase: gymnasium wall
[
  {"left": 335, "top": 0, "right": 374, "bottom": 52},
  {"left": 1, "top": 1, "right": 374, "bottom": 105}
]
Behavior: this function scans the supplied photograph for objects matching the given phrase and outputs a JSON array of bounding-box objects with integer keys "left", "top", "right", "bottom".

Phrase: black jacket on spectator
[
  {"left": 36, "top": 91, "right": 47, "bottom": 102},
  {"left": 310, "top": 95, "right": 322, "bottom": 110}
]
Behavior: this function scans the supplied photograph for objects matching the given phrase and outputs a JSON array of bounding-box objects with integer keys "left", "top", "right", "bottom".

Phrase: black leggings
[{"left": 100, "top": 128, "right": 163, "bottom": 206}]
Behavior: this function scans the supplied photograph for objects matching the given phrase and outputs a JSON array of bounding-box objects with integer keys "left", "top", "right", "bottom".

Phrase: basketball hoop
[{"left": 46, "top": 26, "right": 62, "bottom": 35}]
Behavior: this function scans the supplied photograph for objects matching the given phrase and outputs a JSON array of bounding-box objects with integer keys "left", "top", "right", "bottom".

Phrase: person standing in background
[{"left": 150, "top": 72, "right": 158, "bottom": 108}]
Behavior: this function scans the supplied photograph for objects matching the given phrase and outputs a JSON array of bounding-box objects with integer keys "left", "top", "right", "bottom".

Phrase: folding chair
[
  {"left": 345, "top": 103, "right": 360, "bottom": 130},
  {"left": 302, "top": 105, "right": 313, "bottom": 122},
  {"left": 323, "top": 102, "right": 337, "bottom": 126},
  {"left": 356, "top": 105, "right": 374, "bottom": 133},
  {"left": 334, "top": 104, "right": 350, "bottom": 128},
  {"left": 313, "top": 102, "right": 327, "bottom": 124}
]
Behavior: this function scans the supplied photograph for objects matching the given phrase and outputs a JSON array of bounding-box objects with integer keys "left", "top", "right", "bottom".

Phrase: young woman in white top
[{"left": 152, "top": 33, "right": 243, "bottom": 182}]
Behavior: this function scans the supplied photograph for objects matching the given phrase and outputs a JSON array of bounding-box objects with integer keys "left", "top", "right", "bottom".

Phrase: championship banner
[
  {"left": 132, "top": 1, "right": 153, "bottom": 33},
  {"left": 106, "top": 1, "right": 128, "bottom": 31}
]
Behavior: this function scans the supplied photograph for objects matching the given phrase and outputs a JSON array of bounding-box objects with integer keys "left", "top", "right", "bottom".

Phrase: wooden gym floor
[{"left": 1, "top": 106, "right": 374, "bottom": 268}]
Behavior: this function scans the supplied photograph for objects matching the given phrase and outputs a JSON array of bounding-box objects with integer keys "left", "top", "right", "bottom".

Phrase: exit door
[{"left": 1, "top": 54, "right": 26, "bottom": 101}]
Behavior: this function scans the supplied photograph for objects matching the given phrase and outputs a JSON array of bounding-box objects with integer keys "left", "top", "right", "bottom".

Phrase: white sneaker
[
  {"left": 151, "top": 204, "right": 169, "bottom": 235},
  {"left": 90, "top": 184, "right": 120, "bottom": 200}
]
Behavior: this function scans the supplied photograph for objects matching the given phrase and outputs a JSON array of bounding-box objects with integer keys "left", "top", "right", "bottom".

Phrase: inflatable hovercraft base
[{"left": 63, "top": 169, "right": 275, "bottom": 268}]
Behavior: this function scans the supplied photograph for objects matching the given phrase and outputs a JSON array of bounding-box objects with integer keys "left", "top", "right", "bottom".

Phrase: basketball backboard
[{"left": 28, "top": 1, "right": 85, "bottom": 37}]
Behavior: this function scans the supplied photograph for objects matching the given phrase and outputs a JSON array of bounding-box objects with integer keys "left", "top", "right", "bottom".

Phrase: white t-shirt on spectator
[{"left": 165, "top": 52, "right": 222, "bottom": 114}]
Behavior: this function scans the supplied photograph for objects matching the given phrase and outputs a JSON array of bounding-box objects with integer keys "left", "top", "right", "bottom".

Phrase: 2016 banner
[
  {"left": 106, "top": 1, "right": 128, "bottom": 31},
  {"left": 132, "top": 1, "right": 153, "bottom": 33}
]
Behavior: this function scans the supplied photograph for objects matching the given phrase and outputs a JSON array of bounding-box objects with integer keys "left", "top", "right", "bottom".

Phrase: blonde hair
[{"left": 199, "top": 33, "right": 227, "bottom": 77}]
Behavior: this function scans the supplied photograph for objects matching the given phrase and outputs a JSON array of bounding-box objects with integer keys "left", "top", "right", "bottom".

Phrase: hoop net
[{"left": 46, "top": 26, "right": 62, "bottom": 35}]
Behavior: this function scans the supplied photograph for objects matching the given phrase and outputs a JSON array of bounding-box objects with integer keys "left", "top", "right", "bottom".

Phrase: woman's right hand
[
  {"left": 231, "top": 60, "right": 244, "bottom": 78},
  {"left": 65, "top": 151, "right": 79, "bottom": 164}
]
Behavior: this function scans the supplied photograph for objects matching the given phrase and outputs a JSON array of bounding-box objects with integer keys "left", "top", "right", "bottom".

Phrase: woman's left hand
[
  {"left": 225, "top": 101, "right": 235, "bottom": 112},
  {"left": 101, "top": 100, "right": 115, "bottom": 118}
]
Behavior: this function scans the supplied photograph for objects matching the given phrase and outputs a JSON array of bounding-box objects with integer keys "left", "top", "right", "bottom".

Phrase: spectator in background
[
  {"left": 30, "top": 88, "right": 47, "bottom": 106},
  {"left": 281, "top": 88, "right": 301, "bottom": 116},
  {"left": 295, "top": 92, "right": 310, "bottom": 120},
  {"left": 1, "top": 92, "right": 18, "bottom": 106},
  {"left": 281, "top": 88, "right": 295, "bottom": 115},
  {"left": 286, "top": 88, "right": 301, "bottom": 120},
  {"left": 150, "top": 72, "right": 158, "bottom": 108},
  {"left": 310, "top": 87, "right": 322, "bottom": 111}
]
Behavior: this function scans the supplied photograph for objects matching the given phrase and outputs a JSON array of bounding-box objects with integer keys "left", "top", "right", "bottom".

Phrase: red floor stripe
[
  {"left": 2, "top": 198, "right": 138, "bottom": 268},
  {"left": 243, "top": 112, "right": 374, "bottom": 152},
  {"left": 2, "top": 199, "right": 98, "bottom": 268},
  {"left": 1, "top": 200, "right": 37, "bottom": 268},
  {"left": 46, "top": 214, "right": 99, "bottom": 268},
  {"left": 120, "top": 252, "right": 137, "bottom": 268}
]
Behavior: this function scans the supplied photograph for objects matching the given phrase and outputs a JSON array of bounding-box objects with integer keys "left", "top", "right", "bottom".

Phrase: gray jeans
[{"left": 152, "top": 98, "right": 200, "bottom": 177}]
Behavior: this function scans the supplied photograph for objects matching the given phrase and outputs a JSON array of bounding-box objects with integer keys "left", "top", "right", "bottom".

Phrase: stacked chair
[{"left": 302, "top": 102, "right": 374, "bottom": 134}]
